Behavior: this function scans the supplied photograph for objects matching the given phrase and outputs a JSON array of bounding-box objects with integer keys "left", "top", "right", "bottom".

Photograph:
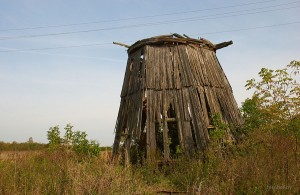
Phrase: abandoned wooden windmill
[{"left": 112, "top": 34, "right": 242, "bottom": 163}]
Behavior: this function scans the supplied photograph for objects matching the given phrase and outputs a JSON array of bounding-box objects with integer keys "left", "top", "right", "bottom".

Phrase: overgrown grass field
[{"left": 0, "top": 129, "right": 299, "bottom": 194}]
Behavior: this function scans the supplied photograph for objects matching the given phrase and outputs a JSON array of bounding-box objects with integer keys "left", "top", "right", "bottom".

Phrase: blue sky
[{"left": 0, "top": 0, "right": 299, "bottom": 146}]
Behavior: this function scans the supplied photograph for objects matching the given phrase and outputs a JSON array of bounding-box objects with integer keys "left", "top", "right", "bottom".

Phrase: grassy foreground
[{"left": 0, "top": 129, "right": 299, "bottom": 194}]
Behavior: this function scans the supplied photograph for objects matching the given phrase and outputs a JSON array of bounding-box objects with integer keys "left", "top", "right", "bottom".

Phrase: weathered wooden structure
[{"left": 112, "top": 34, "right": 242, "bottom": 162}]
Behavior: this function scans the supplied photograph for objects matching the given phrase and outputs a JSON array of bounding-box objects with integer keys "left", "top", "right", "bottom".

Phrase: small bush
[{"left": 47, "top": 124, "right": 101, "bottom": 157}]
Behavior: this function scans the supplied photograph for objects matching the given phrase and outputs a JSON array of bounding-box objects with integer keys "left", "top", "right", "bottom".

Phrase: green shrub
[{"left": 47, "top": 124, "right": 101, "bottom": 157}]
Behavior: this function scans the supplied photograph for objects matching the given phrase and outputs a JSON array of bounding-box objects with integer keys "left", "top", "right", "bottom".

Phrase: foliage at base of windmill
[{"left": 47, "top": 124, "right": 101, "bottom": 157}]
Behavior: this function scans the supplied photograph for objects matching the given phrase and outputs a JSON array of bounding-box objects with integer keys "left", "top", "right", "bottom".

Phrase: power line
[
  {"left": 193, "top": 21, "right": 300, "bottom": 35},
  {"left": 0, "top": 0, "right": 282, "bottom": 32},
  {"left": 0, "top": 21, "right": 299, "bottom": 53},
  {"left": 0, "top": 42, "right": 112, "bottom": 52},
  {"left": 0, "top": 2, "right": 299, "bottom": 41}
]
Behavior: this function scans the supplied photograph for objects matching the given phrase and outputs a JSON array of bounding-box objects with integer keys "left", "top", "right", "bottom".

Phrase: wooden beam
[
  {"left": 183, "top": 34, "right": 191, "bottom": 38},
  {"left": 166, "top": 118, "right": 176, "bottom": 122},
  {"left": 113, "top": 42, "right": 130, "bottom": 48},
  {"left": 172, "top": 33, "right": 185, "bottom": 38},
  {"left": 214, "top": 41, "right": 233, "bottom": 50}
]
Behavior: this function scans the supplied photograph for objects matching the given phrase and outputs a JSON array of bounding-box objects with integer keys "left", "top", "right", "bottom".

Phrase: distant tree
[
  {"left": 28, "top": 137, "right": 34, "bottom": 144},
  {"left": 47, "top": 126, "right": 61, "bottom": 149},
  {"left": 64, "top": 123, "right": 74, "bottom": 147},
  {"left": 47, "top": 124, "right": 100, "bottom": 157}
]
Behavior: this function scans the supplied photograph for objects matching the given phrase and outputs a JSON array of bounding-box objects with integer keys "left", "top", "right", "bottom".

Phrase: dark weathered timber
[
  {"left": 183, "top": 34, "right": 191, "bottom": 38},
  {"left": 112, "top": 34, "right": 242, "bottom": 162},
  {"left": 172, "top": 33, "right": 185, "bottom": 38},
  {"left": 214, "top": 41, "right": 233, "bottom": 50}
]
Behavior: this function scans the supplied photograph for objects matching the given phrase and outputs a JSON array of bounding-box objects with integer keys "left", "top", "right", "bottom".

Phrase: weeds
[{"left": 0, "top": 127, "right": 299, "bottom": 194}]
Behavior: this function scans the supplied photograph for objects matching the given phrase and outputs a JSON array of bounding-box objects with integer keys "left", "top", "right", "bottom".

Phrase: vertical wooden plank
[
  {"left": 215, "top": 88, "right": 231, "bottom": 124},
  {"left": 128, "top": 50, "right": 135, "bottom": 95},
  {"left": 162, "top": 89, "right": 170, "bottom": 160},
  {"left": 122, "top": 96, "right": 132, "bottom": 164},
  {"left": 135, "top": 46, "right": 147, "bottom": 141},
  {"left": 150, "top": 90, "right": 157, "bottom": 158},
  {"left": 112, "top": 98, "right": 126, "bottom": 156},
  {"left": 146, "top": 90, "right": 151, "bottom": 159},
  {"left": 193, "top": 45, "right": 206, "bottom": 86},
  {"left": 145, "top": 46, "right": 154, "bottom": 89},
  {"left": 165, "top": 46, "right": 173, "bottom": 89},
  {"left": 124, "top": 131, "right": 131, "bottom": 165},
  {"left": 161, "top": 47, "right": 167, "bottom": 90},
  {"left": 183, "top": 46, "right": 198, "bottom": 86},
  {"left": 134, "top": 49, "right": 143, "bottom": 93},
  {"left": 198, "top": 87, "right": 210, "bottom": 125},
  {"left": 140, "top": 47, "right": 146, "bottom": 91},
  {"left": 121, "top": 57, "right": 132, "bottom": 97},
  {"left": 218, "top": 87, "right": 243, "bottom": 125},
  {"left": 196, "top": 86, "right": 210, "bottom": 140},
  {"left": 175, "top": 45, "right": 188, "bottom": 87},
  {"left": 188, "top": 87, "right": 208, "bottom": 148},
  {"left": 202, "top": 48, "right": 216, "bottom": 87},
  {"left": 154, "top": 47, "right": 159, "bottom": 90},
  {"left": 161, "top": 47, "right": 167, "bottom": 89},
  {"left": 172, "top": 46, "right": 181, "bottom": 89},
  {"left": 207, "top": 51, "right": 224, "bottom": 88},
  {"left": 196, "top": 47, "right": 209, "bottom": 86},
  {"left": 173, "top": 90, "right": 185, "bottom": 152},
  {"left": 204, "top": 50, "right": 222, "bottom": 88},
  {"left": 204, "top": 86, "right": 216, "bottom": 115},
  {"left": 211, "top": 51, "right": 232, "bottom": 89},
  {"left": 130, "top": 92, "right": 139, "bottom": 141},
  {"left": 144, "top": 45, "right": 149, "bottom": 89},
  {"left": 146, "top": 90, "right": 156, "bottom": 160},
  {"left": 134, "top": 91, "right": 142, "bottom": 141},
  {"left": 181, "top": 88, "right": 195, "bottom": 153},
  {"left": 131, "top": 50, "right": 139, "bottom": 94},
  {"left": 186, "top": 46, "right": 204, "bottom": 86},
  {"left": 186, "top": 88, "right": 201, "bottom": 149},
  {"left": 212, "top": 88, "right": 222, "bottom": 115},
  {"left": 177, "top": 45, "right": 193, "bottom": 87},
  {"left": 158, "top": 47, "right": 163, "bottom": 90}
]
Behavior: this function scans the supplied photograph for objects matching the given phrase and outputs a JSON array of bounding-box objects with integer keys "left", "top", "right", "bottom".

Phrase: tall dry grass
[
  {"left": 0, "top": 129, "right": 299, "bottom": 194},
  {"left": 0, "top": 149, "right": 163, "bottom": 194}
]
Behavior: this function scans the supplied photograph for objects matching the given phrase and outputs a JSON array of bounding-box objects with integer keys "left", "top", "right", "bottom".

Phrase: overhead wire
[
  {"left": 0, "top": 21, "right": 299, "bottom": 53},
  {"left": 0, "top": 46, "right": 124, "bottom": 61},
  {"left": 0, "top": 1, "right": 299, "bottom": 40},
  {"left": 0, "top": 42, "right": 112, "bottom": 52},
  {"left": 192, "top": 21, "right": 300, "bottom": 35},
  {"left": 0, "top": 0, "right": 282, "bottom": 32}
]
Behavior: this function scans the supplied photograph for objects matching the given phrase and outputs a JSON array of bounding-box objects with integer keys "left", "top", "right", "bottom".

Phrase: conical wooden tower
[{"left": 113, "top": 34, "right": 242, "bottom": 162}]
